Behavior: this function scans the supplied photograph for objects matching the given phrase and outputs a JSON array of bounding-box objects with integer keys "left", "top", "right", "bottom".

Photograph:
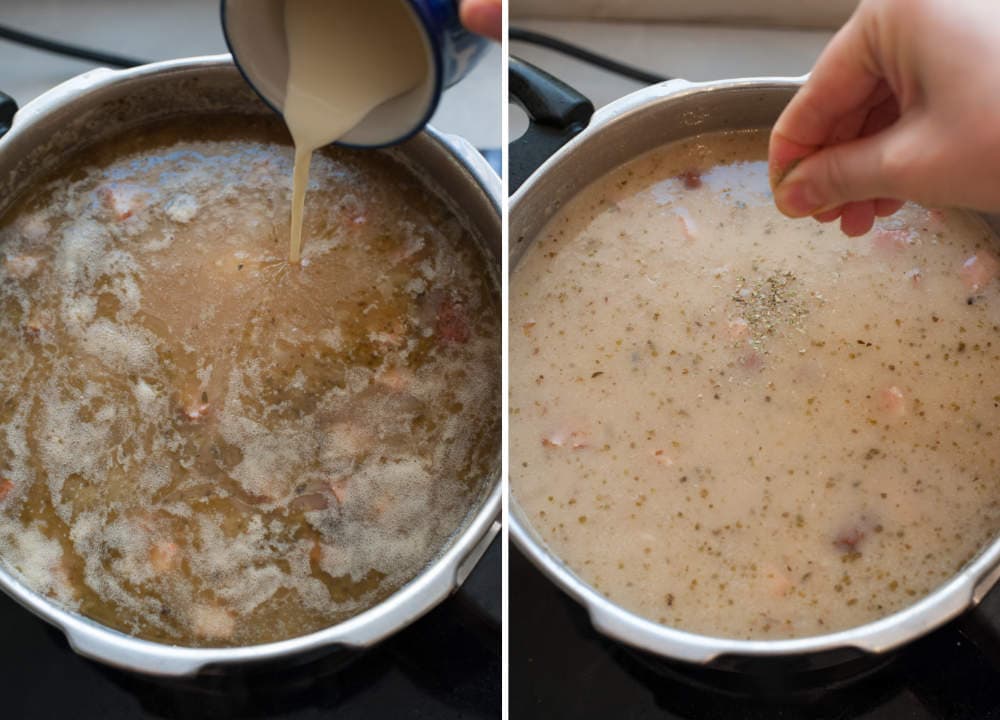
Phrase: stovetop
[
  {"left": 511, "top": 546, "right": 1000, "bottom": 719},
  {"left": 0, "top": 539, "right": 498, "bottom": 720}
]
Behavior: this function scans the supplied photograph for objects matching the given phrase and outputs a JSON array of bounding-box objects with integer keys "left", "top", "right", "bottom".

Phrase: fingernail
[{"left": 776, "top": 181, "right": 824, "bottom": 218}]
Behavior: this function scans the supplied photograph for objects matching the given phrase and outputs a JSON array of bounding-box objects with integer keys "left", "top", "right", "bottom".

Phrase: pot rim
[
  {"left": 0, "top": 54, "right": 502, "bottom": 676},
  {"left": 508, "top": 74, "right": 1000, "bottom": 664}
]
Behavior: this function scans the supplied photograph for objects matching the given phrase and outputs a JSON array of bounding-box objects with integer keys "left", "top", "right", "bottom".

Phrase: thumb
[
  {"left": 773, "top": 126, "right": 910, "bottom": 218},
  {"left": 460, "top": 0, "right": 502, "bottom": 41}
]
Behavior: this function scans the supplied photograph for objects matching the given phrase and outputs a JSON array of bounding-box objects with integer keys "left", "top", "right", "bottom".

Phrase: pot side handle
[
  {"left": 956, "top": 562, "right": 1000, "bottom": 669},
  {"left": 508, "top": 56, "right": 594, "bottom": 194},
  {"left": 62, "top": 621, "right": 209, "bottom": 677},
  {"left": 455, "top": 520, "right": 500, "bottom": 588},
  {"left": 0, "top": 91, "right": 18, "bottom": 139}
]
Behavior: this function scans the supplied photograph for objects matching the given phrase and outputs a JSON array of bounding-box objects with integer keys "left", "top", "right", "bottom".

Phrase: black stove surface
[
  {"left": 511, "top": 546, "right": 1000, "bottom": 719},
  {"left": 0, "top": 539, "right": 498, "bottom": 720}
]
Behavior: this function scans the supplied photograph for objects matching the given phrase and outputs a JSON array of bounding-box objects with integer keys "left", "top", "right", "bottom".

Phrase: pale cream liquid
[
  {"left": 511, "top": 130, "right": 1000, "bottom": 639},
  {"left": 283, "top": 0, "right": 429, "bottom": 263}
]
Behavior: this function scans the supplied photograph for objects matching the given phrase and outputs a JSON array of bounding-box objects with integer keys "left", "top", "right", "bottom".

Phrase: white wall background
[{"left": 510, "top": 0, "right": 859, "bottom": 28}]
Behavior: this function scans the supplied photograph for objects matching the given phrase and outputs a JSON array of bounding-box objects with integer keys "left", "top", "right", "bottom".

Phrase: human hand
[
  {"left": 769, "top": 0, "right": 1000, "bottom": 236},
  {"left": 460, "top": 0, "right": 501, "bottom": 41}
]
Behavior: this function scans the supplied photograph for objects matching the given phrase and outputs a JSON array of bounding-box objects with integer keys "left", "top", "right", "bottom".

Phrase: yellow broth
[{"left": 0, "top": 116, "right": 500, "bottom": 647}]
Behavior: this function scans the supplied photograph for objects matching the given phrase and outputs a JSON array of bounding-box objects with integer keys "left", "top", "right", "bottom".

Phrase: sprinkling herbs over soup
[
  {"left": 0, "top": 116, "right": 499, "bottom": 647},
  {"left": 510, "top": 129, "right": 1000, "bottom": 640}
]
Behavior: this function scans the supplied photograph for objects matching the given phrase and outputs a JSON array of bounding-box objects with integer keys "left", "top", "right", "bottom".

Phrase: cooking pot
[
  {"left": 0, "top": 54, "right": 501, "bottom": 677},
  {"left": 508, "top": 58, "right": 1000, "bottom": 673}
]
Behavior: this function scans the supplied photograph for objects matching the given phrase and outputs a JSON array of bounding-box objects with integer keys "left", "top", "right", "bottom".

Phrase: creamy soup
[
  {"left": 0, "top": 117, "right": 499, "bottom": 647},
  {"left": 510, "top": 129, "right": 1000, "bottom": 640}
]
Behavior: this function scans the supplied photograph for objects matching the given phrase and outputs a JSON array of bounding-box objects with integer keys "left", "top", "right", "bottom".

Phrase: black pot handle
[
  {"left": 508, "top": 56, "right": 593, "bottom": 194},
  {"left": 0, "top": 90, "right": 17, "bottom": 139}
]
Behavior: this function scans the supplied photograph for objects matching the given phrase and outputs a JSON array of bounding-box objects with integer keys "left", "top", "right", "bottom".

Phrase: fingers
[
  {"left": 770, "top": 13, "right": 882, "bottom": 185},
  {"left": 773, "top": 123, "right": 908, "bottom": 218},
  {"left": 839, "top": 200, "right": 876, "bottom": 237},
  {"left": 460, "top": 0, "right": 502, "bottom": 40},
  {"left": 814, "top": 207, "right": 843, "bottom": 223},
  {"left": 812, "top": 199, "right": 902, "bottom": 231},
  {"left": 874, "top": 198, "right": 905, "bottom": 217},
  {"left": 826, "top": 81, "right": 895, "bottom": 144}
]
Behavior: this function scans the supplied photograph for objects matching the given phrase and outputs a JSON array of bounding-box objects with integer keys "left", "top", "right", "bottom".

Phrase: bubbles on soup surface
[{"left": 0, "top": 117, "right": 499, "bottom": 646}]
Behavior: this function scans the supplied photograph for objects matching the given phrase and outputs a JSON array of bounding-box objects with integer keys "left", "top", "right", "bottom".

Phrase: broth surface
[
  {"left": 511, "top": 129, "right": 1000, "bottom": 639},
  {"left": 0, "top": 116, "right": 499, "bottom": 647}
]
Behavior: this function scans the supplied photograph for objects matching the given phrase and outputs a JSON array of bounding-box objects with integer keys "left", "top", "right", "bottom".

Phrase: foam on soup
[{"left": 0, "top": 116, "right": 499, "bottom": 647}]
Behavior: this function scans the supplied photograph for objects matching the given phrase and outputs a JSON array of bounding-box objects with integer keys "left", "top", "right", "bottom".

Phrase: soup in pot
[
  {"left": 511, "top": 129, "right": 1000, "bottom": 639},
  {"left": 0, "top": 116, "right": 500, "bottom": 647}
]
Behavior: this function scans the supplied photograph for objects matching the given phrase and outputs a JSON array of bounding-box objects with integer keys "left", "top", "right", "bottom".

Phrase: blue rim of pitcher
[{"left": 219, "top": 0, "right": 445, "bottom": 150}]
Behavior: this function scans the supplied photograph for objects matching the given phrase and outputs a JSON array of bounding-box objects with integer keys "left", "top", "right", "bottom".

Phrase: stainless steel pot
[
  {"left": 509, "top": 71, "right": 1000, "bottom": 671},
  {"left": 0, "top": 55, "right": 501, "bottom": 677}
]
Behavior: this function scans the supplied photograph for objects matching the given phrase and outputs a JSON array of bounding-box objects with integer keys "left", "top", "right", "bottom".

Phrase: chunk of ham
[
  {"left": 727, "top": 317, "right": 750, "bottom": 342},
  {"left": 761, "top": 563, "right": 794, "bottom": 598},
  {"left": 960, "top": 252, "right": 1000, "bottom": 292},
  {"left": 288, "top": 493, "right": 329, "bottom": 513},
  {"left": 149, "top": 541, "right": 182, "bottom": 573},
  {"left": 191, "top": 603, "right": 235, "bottom": 641},
  {"left": 4, "top": 254, "right": 42, "bottom": 279},
  {"left": 369, "top": 318, "right": 408, "bottom": 350},
  {"left": 834, "top": 526, "right": 865, "bottom": 553},
  {"left": 833, "top": 515, "right": 880, "bottom": 554},
  {"left": 22, "top": 313, "right": 51, "bottom": 342},
  {"left": 177, "top": 380, "right": 210, "bottom": 422},
  {"left": 376, "top": 366, "right": 414, "bottom": 392},
  {"left": 878, "top": 385, "right": 906, "bottom": 418},
  {"left": 678, "top": 170, "right": 703, "bottom": 190},
  {"left": 436, "top": 295, "right": 470, "bottom": 345},
  {"left": 179, "top": 399, "right": 210, "bottom": 422},
  {"left": 97, "top": 183, "right": 148, "bottom": 221},
  {"left": 675, "top": 207, "right": 698, "bottom": 241},
  {"left": 872, "top": 228, "right": 912, "bottom": 255},
  {"left": 651, "top": 450, "right": 674, "bottom": 467},
  {"left": 329, "top": 479, "right": 348, "bottom": 505},
  {"left": 541, "top": 428, "right": 589, "bottom": 450},
  {"left": 739, "top": 350, "right": 764, "bottom": 372}
]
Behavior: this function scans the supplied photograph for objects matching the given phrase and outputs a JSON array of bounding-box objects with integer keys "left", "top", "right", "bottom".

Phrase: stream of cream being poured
[{"left": 283, "top": 0, "right": 429, "bottom": 263}]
